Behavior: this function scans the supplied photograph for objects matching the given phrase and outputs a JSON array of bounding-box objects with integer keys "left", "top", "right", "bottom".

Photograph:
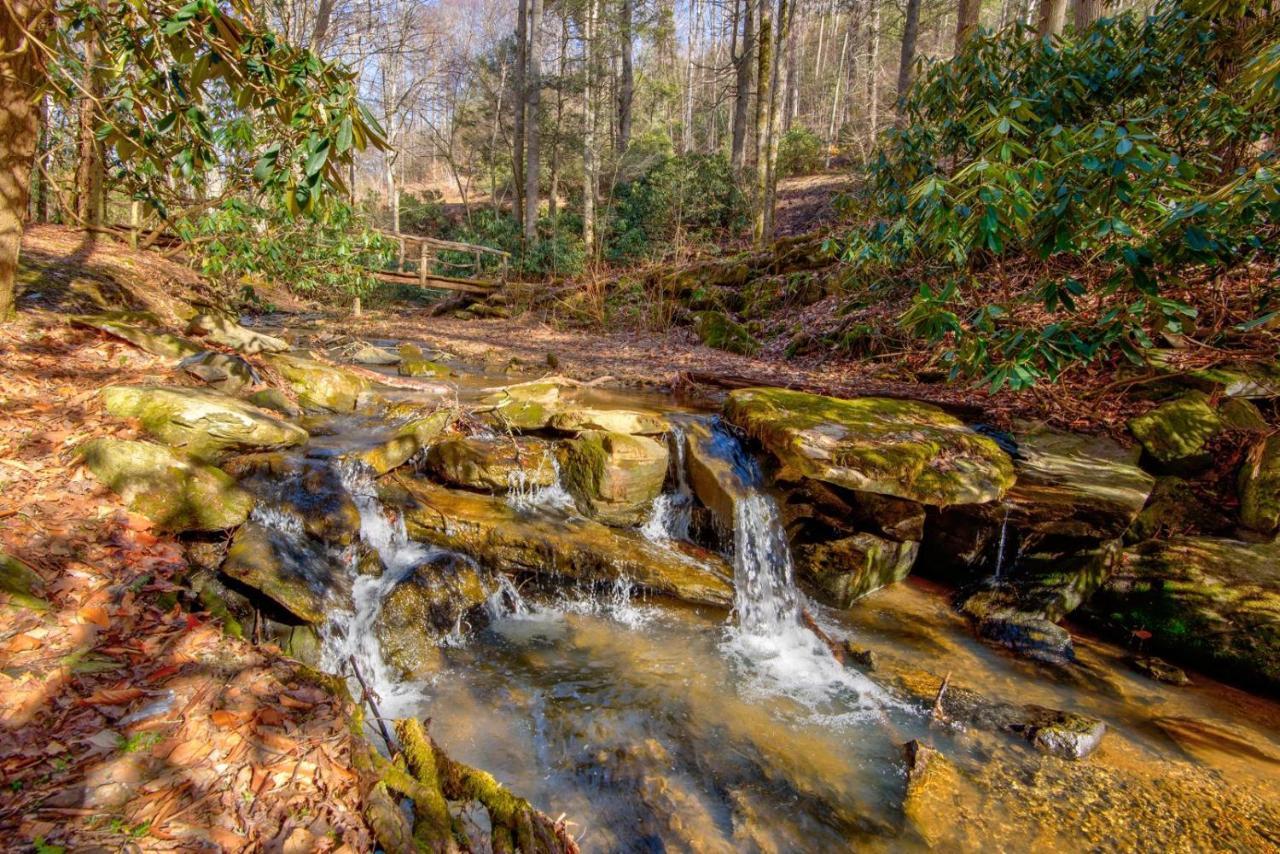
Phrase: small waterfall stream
[{"left": 642, "top": 424, "right": 693, "bottom": 542}]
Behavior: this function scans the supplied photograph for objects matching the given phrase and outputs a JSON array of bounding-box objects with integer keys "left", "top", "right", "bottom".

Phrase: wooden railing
[{"left": 371, "top": 229, "right": 510, "bottom": 295}]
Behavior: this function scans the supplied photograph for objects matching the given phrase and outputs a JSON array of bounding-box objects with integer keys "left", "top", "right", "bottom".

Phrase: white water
[
  {"left": 641, "top": 425, "right": 693, "bottom": 543},
  {"left": 506, "top": 455, "right": 575, "bottom": 512},
  {"left": 993, "top": 506, "right": 1012, "bottom": 583}
]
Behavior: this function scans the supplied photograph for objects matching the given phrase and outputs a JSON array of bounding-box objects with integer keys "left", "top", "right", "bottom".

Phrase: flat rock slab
[
  {"left": 265, "top": 353, "right": 375, "bottom": 412},
  {"left": 71, "top": 312, "right": 203, "bottom": 360},
  {"left": 725, "top": 388, "right": 1014, "bottom": 507}
]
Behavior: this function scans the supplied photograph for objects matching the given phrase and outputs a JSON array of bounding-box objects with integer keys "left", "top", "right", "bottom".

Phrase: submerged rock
[
  {"left": 265, "top": 353, "right": 374, "bottom": 412},
  {"left": 101, "top": 384, "right": 308, "bottom": 461},
  {"left": 1130, "top": 656, "right": 1190, "bottom": 686},
  {"left": 549, "top": 407, "right": 669, "bottom": 436},
  {"left": 387, "top": 476, "right": 734, "bottom": 607},
  {"left": 901, "top": 741, "right": 961, "bottom": 847},
  {"left": 180, "top": 350, "right": 259, "bottom": 393},
  {"left": 725, "top": 388, "right": 1014, "bottom": 506},
  {"left": 426, "top": 435, "right": 556, "bottom": 492},
  {"left": 796, "top": 533, "right": 919, "bottom": 607},
  {"left": 70, "top": 311, "right": 202, "bottom": 359},
  {"left": 960, "top": 590, "right": 1075, "bottom": 666},
  {"left": 1239, "top": 434, "right": 1280, "bottom": 537},
  {"left": 351, "top": 408, "right": 455, "bottom": 476},
  {"left": 1081, "top": 536, "right": 1280, "bottom": 693},
  {"left": 186, "top": 312, "right": 288, "bottom": 354},
  {"left": 398, "top": 358, "right": 452, "bottom": 378},
  {"left": 80, "top": 438, "right": 254, "bottom": 531},
  {"left": 559, "top": 431, "right": 669, "bottom": 525},
  {"left": 221, "top": 521, "right": 350, "bottom": 624},
  {"left": 1128, "top": 391, "right": 1222, "bottom": 468},
  {"left": 374, "top": 552, "right": 491, "bottom": 678}
]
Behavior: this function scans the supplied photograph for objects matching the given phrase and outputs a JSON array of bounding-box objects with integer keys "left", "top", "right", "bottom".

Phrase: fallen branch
[{"left": 930, "top": 672, "right": 952, "bottom": 725}]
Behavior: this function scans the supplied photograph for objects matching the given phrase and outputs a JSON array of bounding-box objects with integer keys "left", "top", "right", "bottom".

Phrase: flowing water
[{"left": 276, "top": 349, "right": 1280, "bottom": 851}]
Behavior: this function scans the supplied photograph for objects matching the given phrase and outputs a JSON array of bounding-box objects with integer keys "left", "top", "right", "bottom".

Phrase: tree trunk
[
  {"left": 824, "top": 22, "right": 849, "bottom": 167},
  {"left": 1037, "top": 0, "right": 1068, "bottom": 36},
  {"left": 617, "top": 0, "right": 634, "bottom": 154},
  {"left": 311, "top": 0, "right": 335, "bottom": 52},
  {"left": 752, "top": 0, "right": 772, "bottom": 245},
  {"left": 955, "top": 0, "right": 980, "bottom": 52},
  {"left": 762, "top": 0, "right": 791, "bottom": 241},
  {"left": 582, "top": 0, "right": 597, "bottom": 254},
  {"left": 523, "top": 0, "right": 543, "bottom": 243},
  {"left": 896, "top": 0, "right": 922, "bottom": 122},
  {"left": 731, "top": 0, "right": 755, "bottom": 173},
  {"left": 33, "top": 95, "right": 48, "bottom": 223},
  {"left": 866, "top": 0, "right": 880, "bottom": 145},
  {"left": 548, "top": 20, "right": 567, "bottom": 221},
  {"left": 1072, "top": 0, "right": 1105, "bottom": 29},
  {"left": 514, "top": 0, "right": 528, "bottom": 230},
  {"left": 1, "top": 0, "right": 45, "bottom": 321},
  {"left": 76, "top": 20, "right": 104, "bottom": 231}
]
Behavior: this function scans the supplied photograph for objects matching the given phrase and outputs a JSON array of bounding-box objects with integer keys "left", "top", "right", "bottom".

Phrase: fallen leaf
[
  {"left": 210, "top": 709, "right": 245, "bottom": 728},
  {"left": 78, "top": 604, "right": 110, "bottom": 628},
  {"left": 6, "top": 633, "right": 41, "bottom": 653}
]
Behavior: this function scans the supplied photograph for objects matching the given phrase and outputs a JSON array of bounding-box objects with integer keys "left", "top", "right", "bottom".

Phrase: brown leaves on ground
[{"left": 0, "top": 316, "right": 369, "bottom": 852}]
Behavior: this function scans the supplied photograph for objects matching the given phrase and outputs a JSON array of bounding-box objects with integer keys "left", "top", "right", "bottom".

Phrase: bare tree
[
  {"left": 1038, "top": 0, "right": 1068, "bottom": 35},
  {"left": 523, "top": 0, "right": 543, "bottom": 241},
  {"left": 896, "top": 0, "right": 922, "bottom": 122},
  {"left": 582, "top": 0, "right": 597, "bottom": 253},
  {"left": 617, "top": 0, "right": 634, "bottom": 153}
]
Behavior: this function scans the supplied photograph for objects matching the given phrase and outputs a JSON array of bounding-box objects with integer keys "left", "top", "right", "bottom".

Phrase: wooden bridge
[{"left": 370, "top": 229, "right": 510, "bottom": 296}]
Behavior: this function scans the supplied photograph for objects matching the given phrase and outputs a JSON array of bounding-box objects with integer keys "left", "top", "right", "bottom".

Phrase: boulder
[
  {"left": 1126, "top": 476, "right": 1235, "bottom": 543},
  {"left": 549, "top": 407, "right": 669, "bottom": 436},
  {"left": 222, "top": 455, "right": 361, "bottom": 546},
  {"left": 101, "top": 385, "right": 308, "bottom": 461},
  {"left": 725, "top": 388, "right": 1014, "bottom": 507},
  {"left": 1146, "top": 351, "right": 1280, "bottom": 399},
  {"left": 348, "top": 408, "right": 455, "bottom": 476},
  {"left": 1239, "top": 434, "right": 1280, "bottom": 537},
  {"left": 0, "top": 552, "right": 48, "bottom": 611},
  {"left": 187, "top": 313, "right": 288, "bottom": 354},
  {"left": 426, "top": 435, "right": 556, "bottom": 492},
  {"left": 994, "top": 540, "right": 1121, "bottom": 622},
  {"left": 80, "top": 438, "right": 254, "bottom": 531},
  {"left": 245, "top": 388, "right": 302, "bottom": 418},
  {"left": 374, "top": 552, "right": 492, "bottom": 678},
  {"left": 476, "top": 377, "right": 575, "bottom": 431},
  {"left": 350, "top": 343, "right": 400, "bottom": 365},
  {"left": 693, "top": 311, "right": 759, "bottom": 355},
  {"left": 180, "top": 350, "right": 259, "bottom": 393},
  {"left": 398, "top": 358, "right": 452, "bottom": 378},
  {"left": 780, "top": 477, "right": 925, "bottom": 543},
  {"left": 559, "top": 430, "right": 669, "bottom": 525},
  {"left": 795, "top": 533, "right": 919, "bottom": 607},
  {"left": 1130, "top": 656, "right": 1190, "bottom": 686},
  {"left": 960, "top": 590, "right": 1075, "bottom": 666},
  {"left": 1080, "top": 536, "right": 1280, "bottom": 693},
  {"left": 264, "top": 353, "right": 374, "bottom": 412},
  {"left": 71, "top": 311, "right": 203, "bottom": 360},
  {"left": 386, "top": 476, "right": 734, "bottom": 608},
  {"left": 1128, "top": 391, "right": 1222, "bottom": 468},
  {"left": 684, "top": 419, "right": 755, "bottom": 530},
  {"left": 222, "top": 521, "right": 351, "bottom": 624}
]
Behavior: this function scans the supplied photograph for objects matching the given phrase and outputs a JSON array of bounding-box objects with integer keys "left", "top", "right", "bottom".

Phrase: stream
[{"left": 242, "top": 345, "right": 1280, "bottom": 851}]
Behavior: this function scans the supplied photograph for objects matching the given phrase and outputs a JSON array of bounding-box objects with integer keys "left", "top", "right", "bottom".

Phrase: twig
[
  {"left": 347, "top": 655, "right": 396, "bottom": 755},
  {"left": 930, "top": 672, "right": 952, "bottom": 725}
]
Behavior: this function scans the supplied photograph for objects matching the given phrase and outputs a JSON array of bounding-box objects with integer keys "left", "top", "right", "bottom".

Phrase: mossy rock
[
  {"left": 1080, "top": 536, "right": 1280, "bottom": 693},
  {"left": 1240, "top": 435, "right": 1280, "bottom": 537},
  {"left": 374, "top": 553, "right": 491, "bottom": 678},
  {"left": 725, "top": 388, "right": 1014, "bottom": 507},
  {"left": 558, "top": 430, "right": 669, "bottom": 526},
  {"left": 548, "top": 407, "right": 669, "bottom": 436},
  {"left": 264, "top": 353, "right": 374, "bottom": 412},
  {"left": 70, "top": 311, "right": 203, "bottom": 360},
  {"left": 693, "top": 310, "right": 759, "bottom": 356},
  {"left": 351, "top": 343, "right": 400, "bottom": 365},
  {"left": 1126, "top": 476, "right": 1235, "bottom": 542},
  {"left": 998, "top": 540, "right": 1122, "bottom": 622},
  {"left": 181, "top": 350, "right": 259, "bottom": 393},
  {"left": 398, "top": 358, "right": 452, "bottom": 378},
  {"left": 1145, "top": 351, "right": 1280, "bottom": 399},
  {"left": 245, "top": 388, "right": 302, "bottom": 418},
  {"left": 101, "top": 384, "right": 308, "bottom": 461},
  {"left": 795, "top": 533, "right": 919, "bottom": 607},
  {"left": 186, "top": 313, "right": 289, "bottom": 354},
  {"left": 960, "top": 590, "right": 1075, "bottom": 666},
  {"left": 426, "top": 435, "right": 556, "bottom": 493},
  {"left": 386, "top": 476, "right": 734, "bottom": 608},
  {"left": 349, "top": 408, "right": 455, "bottom": 476},
  {"left": 221, "top": 521, "right": 351, "bottom": 624},
  {"left": 476, "top": 377, "right": 575, "bottom": 431},
  {"left": 0, "top": 552, "right": 48, "bottom": 611},
  {"left": 80, "top": 437, "right": 254, "bottom": 531},
  {"left": 1128, "top": 391, "right": 1222, "bottom": 468}
]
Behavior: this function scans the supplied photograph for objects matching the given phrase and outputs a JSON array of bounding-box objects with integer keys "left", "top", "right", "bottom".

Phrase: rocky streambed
[{"left": 60, "top": 309, "right": 1280, "bottom": 850}]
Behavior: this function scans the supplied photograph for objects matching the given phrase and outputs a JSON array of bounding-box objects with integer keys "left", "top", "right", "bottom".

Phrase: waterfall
[
  {"left": 993, "top": 506, "right": 1011, "bottom": 583},
  {"left": 506, "top": 455, "right": 575, "bottom": 512},
  {"left": 731, "top": 493, "right": 800, "bottom": 634},
  {"left": 642, "top": 424, "right": 693, "bottom": 542}
]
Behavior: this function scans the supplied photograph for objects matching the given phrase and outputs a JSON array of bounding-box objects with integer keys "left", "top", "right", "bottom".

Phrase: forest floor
[{"left": 771, "top": 172, "right": 854, "bottom": 237}]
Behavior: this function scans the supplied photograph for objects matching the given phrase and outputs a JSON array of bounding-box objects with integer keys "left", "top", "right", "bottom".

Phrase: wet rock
[
  {"left": 1126, "top": 476, "right": 1235, "bottom": 542},
  {"left": 350, "top": 343, "right": 400, "bottom": 365},
  {"left": 186, "top": 312, "right": 288, "bottom": 354},
  {"left": 684, "top": 420, "right": 754, "bottom": 530},
  {"left": 398, "top": 358, "right": 452, "bottom": 378},
  {"left": 264, "top": 352, "right": 374, "bottom": 412},
  {"left": 795, "top": 533, "right": 919, "bottom": 607},
  {"left": 221, "top": 521, "right": 351, "bottom": 624},
  {"left": 780, "top": 477, "right": 926, "bottom": 543},
  {"left": 842, "top": 641, "right": 877, "bottom": 671},
  {"left": 1081, "top": 536, "right": 1280, "bottom": 693},
  {"left": 549, "top": 407, "right": 669, "bottom": 436},
  {"left": 693, "top": 310, "right": 759, "bottom": 355},
  {"left": 426, "top": 435, "right": 556, "bottom": 492},
  {"left": 1239, "top": 434, "right": 1280, "bottom": 537},
  {"left": 476, "top": 377, "right": 576, "bottom": 431},
  {"left": 0, "top": 552, "right": 48, "bottom": 611},
  {"left": 101, "top": 384, "right": 308, "bottom": 461},
  {"left": 70, "top": 311, "right": 203, "bottom": 359},
  {"left": 374, "top": 552, "right": 491, "bottom": 678},
  {"left": 1029, "top": 712, "right": 1108, "bottom": 760},
  {"left": 996, "top": 540, "right": 1121, "bottom": 622},
  {"left": 222, "top": 455, "right": 360, "bottom": 546},
  {"left": 245, "top": 387, "right": 302, "bottom": 418},
  {"left": 387, "top": 476, "right": 734, "bottom": 607},
  {"left": 1128, "top": 391, "right": 1222, "bottom": 469},
  {"left": 348, "top": 408, "right": 455, "bottom": 475},
  {"left": 80, "top": 438, "right": 254, "bottom": 531},
  {"left": 725, "top": 388, "right": 1014, "bottom": 506},
  {"left": 180, "top": 350, "right": 259, "bottom": 393},
  {"left": 1130, "top": 656, "right": 1190, "bottom": 686},
  {"left": 960, "top": 590, "right": 1075, "bottom": 666},
  {"left": 901, "top": 740, "right": 961, "bottom": 847},
  {"left": 559, "top": 431, "right": 669, "bottom": 526}
]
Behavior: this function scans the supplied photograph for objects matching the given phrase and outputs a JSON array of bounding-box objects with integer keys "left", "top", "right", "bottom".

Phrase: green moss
[
  {"left": 1128, "top": 391, "right": 1222, "bottom": 466},
  {"left": 693, "top": 310, "right": 759, "bottom": 355},
  {"left": 1239, "top": 435, "right": 1280, "bottom": 536},
  {"left": 398, "top": 358, "right": 452, "bottom": 378},
  {"left": 0, "top": 553, "right": 48, "bottom": 611},
  {"left": 264, "top": 353, "right": 373, "bottom": 412}
]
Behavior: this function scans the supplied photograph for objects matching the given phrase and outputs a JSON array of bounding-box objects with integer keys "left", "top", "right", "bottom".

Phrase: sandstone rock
[
  {"left": 222, "top": 454, "right": 360, "bottom": 546},
  {"left": 796, "top": 533, "right": 919, "bottom": 607},
  {"left": 222, "top": 521, "right": 351, "bottom": 624},
  {"left": 426, "top": 435, "right": 556, "bottom": 492},
  {"left": 71, "top": 311, "right": 202, "bottom": 359},
  {"left": 180, "top": 350, "right": 259, "bottom": 393},
  {"left": 1239, "top": 434, "right": 1280, "bottom": 537},
  {"left": 187, "top": 313, "right": 288, "bottom": 354},
  {"left": 549, "top": 407, "right": 669, "bottom": 436},
  {"left": 0, "top": 552, "right": 48, "bottom": 611},
  {"left": 1128, "top": 391, "right": 1222, "bottom": 468},
  {"left": 245, "top": 388, "right": 302, "bottom": 418},
  {"left": 374, "top": 552, "right": 491, "bottom": 678},
  {"left": 398, "top": 358, "right": 452, "bottom": 378},
  {"left": 346, "top": 408, "right": 455, "bottom": 475},
  {"left": 559, "top": 431, "right": 669, "bottom": 525},
  {"left": 264, "top": 353, "right": 374, "bottom": 412},
  {"left": 960, "top": 590, "right": 1075, "bottom": 666},
  {"left": 350, "top": 343, "right": 400, "bottom": 365},
  {"left": 476, "top": 377, "right": 576, "bottom": 431}
]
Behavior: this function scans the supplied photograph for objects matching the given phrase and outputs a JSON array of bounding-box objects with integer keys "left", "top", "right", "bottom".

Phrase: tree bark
[
  {"left": 582, "top": 0, "right": 597, "bottom": 254},
  {"left": 825, "top": 21, "right": 849, "bottom": 167},
  {"left": 76, "top": 18, "right": 104, "bottom": 231},
  {"left": 1037, "top": 0, "right": 1068, "bottom": 36},
  {"left": 731, "top": 0, "right": 755, "bottom": 173},
  {"left": 1, "top": 0, "right": 46, "bottom": 321},
  {"left": 752, "top": 0, "right": 772, "bottom": 245},
  {"left": 311, "top": 0, "right": 335, "bottom": 52},
  {"left": 866, "top": 0, "right": 880, "bottom": 145},
  {"left": 1072, "top": 0, "right": 1105, "bottom": 29},
  {"left": 895, "top": 0, "right": 922, "bottom": 122},
  {"left": 617, "top": 0, "right": 634, "bottom": 154},
  {"left": 523, "top": 0, "right": 543, "bottom": 242},
  {"left": 955, "top": 0, "right": 980, "bottom": 52},
  {"left": 762, "top": 0, "right": 791, "bottom": 241},
  {"left": 514, "top": 0, "right": 528, "bottom": 230}
]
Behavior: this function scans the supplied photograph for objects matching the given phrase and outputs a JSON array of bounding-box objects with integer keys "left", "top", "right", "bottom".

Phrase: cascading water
[
  {"left": 506, "top": 455, "right": 575, "bottom": 512},
  {"left": 993, "top": 506, "right": 1012, "bottom": 583},
  {"left": 642, "top": 424, "right": 693, "bottom": 543}
]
